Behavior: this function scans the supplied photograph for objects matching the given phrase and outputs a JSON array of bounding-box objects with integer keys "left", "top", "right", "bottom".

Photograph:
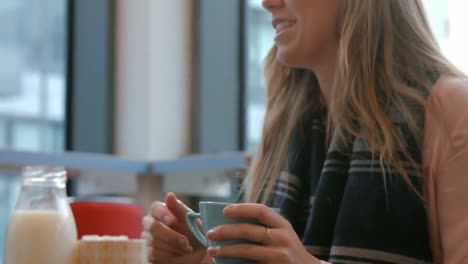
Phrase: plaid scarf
[{"left": 267, "top": 106, "right": 433, "bottom": 264}]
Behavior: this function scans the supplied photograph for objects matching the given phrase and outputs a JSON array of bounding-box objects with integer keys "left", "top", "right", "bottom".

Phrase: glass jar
[{"left": 4, "top": 166, "right": 77, "bottom": 264}]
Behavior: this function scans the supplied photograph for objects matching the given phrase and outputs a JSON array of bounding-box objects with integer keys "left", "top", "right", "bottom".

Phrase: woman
[{"left": 142, "top": 0, "right": 468, "bottom": 263}]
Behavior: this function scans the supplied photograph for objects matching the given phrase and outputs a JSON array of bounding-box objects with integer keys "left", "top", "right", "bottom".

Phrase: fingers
[
  {"left": 223, "top": 203, "right": 287, "bottom": 228},
  {"left": 148, "top": 246, "right": 156, "bottom": 263},
  {"left": 142, "top": 215, "right": 155, "bottom": 232},
  {"left": 206, "top": 223, "right": 267, "bottom": 244},
  {"left": 207, "top": 244, "right": 275, "bottom": 262},
  {"left": 165, "top": 192, "right": 193, "bottom": 221},
  {"left": 150, "top": 238, "right": 190, "bottom": 256},
  {"left": 149, "top": 201, "right": 177, "bottom": 226},
  {"left": 141, "top": 230, "right": 153, "bottom": 244},
  {"left": 145, "top": 195, "right": 201, "bottom": 263},
  {"left": 150, "top": 193, "right": 191, "bottom": 227},
  {"left": 143, "top": 214, "right": 192, "bottom": 252},
  {"left": 149, "top": 218, "right": 193, "bottom": 252},
  {"left": 147, "top": 246, "right": 181, "bottom": 263}
]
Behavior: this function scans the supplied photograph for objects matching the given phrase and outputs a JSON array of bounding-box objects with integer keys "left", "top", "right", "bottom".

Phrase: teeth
[{"left": 276, "top": 22, "right": 295, "bottom": 33}]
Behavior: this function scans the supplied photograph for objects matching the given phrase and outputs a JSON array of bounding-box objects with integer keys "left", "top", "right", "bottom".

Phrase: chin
[{"left": 275, "top": 45, "right": 302, "bottom": 68}]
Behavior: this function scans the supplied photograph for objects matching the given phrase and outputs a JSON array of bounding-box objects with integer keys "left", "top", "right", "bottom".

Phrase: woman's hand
[
  {"left": 205, "top": 203, "right": 321, "bottom": 264},
  {"left": 142, "top": 193, "right": 211, "bottom": 264}
]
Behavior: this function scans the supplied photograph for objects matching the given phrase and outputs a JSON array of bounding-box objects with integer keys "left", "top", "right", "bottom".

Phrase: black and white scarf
[{"left": 267, "top": 102, "right": 433, "bottom": 264}]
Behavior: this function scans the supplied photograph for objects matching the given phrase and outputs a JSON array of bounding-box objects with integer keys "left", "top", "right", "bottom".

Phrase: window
[
  {"left": 0, "top": 0, "right": 67, "bottom": 152},
  {"left": 423, "top": 0, "right": 468, "bottom": 73},
  {"left": 244, "top": 0, "right": 468, "bottom": 150},
  {"left": 0, "top": 0, "right": 68, "bottom": 260},
  {"left": 244, "top": 0, "right": 274, "bottom": 152}
]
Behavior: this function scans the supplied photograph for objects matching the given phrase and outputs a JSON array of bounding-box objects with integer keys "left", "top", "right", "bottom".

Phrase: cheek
[
  {"left": 276, "top": 15, "right": 338, "bottom": 67},
  {"left": 275, "top": 24, "right": 317, "bottom": 67}
]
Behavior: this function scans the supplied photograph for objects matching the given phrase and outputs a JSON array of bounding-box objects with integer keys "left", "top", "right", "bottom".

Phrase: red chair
[{"left": 71, "top": 201, "right": 144, "bottom": 239}]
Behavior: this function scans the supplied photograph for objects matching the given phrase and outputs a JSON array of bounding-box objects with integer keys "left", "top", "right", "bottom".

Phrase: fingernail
[
  {"left": 223, "top": 207, "right": 234, "bottom": 216},
  {"left": 208, "top": 246, "right": 220, "bottom": 256},
  {"left": 207, "top": 230, "right": 216, "bottom": 239},
  {"left": 163, "top": 216, "right": 173, "bottom": 225}
]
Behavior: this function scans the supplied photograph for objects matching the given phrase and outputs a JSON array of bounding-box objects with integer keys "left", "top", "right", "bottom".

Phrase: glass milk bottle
[{"left": 4, "top": 166, "right": 77, "bottom": 264}]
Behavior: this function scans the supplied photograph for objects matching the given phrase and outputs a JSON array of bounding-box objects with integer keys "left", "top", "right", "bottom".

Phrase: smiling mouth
[
  {"left": 275, "top": 22, "right": 296, "bottom": 33},
  {"left": 272, "top": 17, "right": 297, "bottom": 34}
]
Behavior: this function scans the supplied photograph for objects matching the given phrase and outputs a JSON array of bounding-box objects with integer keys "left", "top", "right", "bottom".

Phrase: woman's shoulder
[
  {"left": 425, "top": 76, "right": 468, "bottom": 264},
  {"left": 424, "top": 75, "right": 468, "bottom": 157},
  {"left": 427, "top": 75, "right": 468, "bottom": 131},
  {"left": 429, "top": 75, "right": 468, "bottom": 108}
]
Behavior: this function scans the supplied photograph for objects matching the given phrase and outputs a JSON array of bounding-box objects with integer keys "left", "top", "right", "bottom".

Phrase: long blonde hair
[{"left": 247, "top": 0, "right": 466, "bottom": 203}]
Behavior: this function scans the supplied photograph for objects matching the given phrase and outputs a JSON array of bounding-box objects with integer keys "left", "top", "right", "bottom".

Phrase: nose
[{"left": 262, "top": 0, "right": 284, "bottom": 12}]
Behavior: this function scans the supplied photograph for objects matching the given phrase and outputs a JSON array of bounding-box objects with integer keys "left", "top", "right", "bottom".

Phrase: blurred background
[{"left": 0, "top": 0, "right": 467, "bottom": 259}]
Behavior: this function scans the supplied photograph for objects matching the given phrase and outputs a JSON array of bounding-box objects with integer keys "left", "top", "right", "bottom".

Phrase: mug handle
[{"left": 185, "top": 212, "right": 208, "bottom": 247}]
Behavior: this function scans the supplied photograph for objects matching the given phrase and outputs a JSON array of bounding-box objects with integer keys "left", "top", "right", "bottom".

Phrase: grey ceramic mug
[{"left": 186, "top": 202, "right": 281, "bottom": 264}]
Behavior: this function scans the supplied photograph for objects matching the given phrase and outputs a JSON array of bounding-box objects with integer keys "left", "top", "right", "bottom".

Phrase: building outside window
[
  {"left": 244, "top": 0, "right": 274, "bottom": 152},
  {"left": 0, "top": 0, "right": 68, "bottom": 259},
  {"left": 244, "top": 0, "right": 468, "bottom": 151}
]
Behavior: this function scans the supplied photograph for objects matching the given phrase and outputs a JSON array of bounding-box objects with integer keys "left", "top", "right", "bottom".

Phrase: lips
[{"left": 272, "top": 18, "right": 296, "bottom": 34}]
